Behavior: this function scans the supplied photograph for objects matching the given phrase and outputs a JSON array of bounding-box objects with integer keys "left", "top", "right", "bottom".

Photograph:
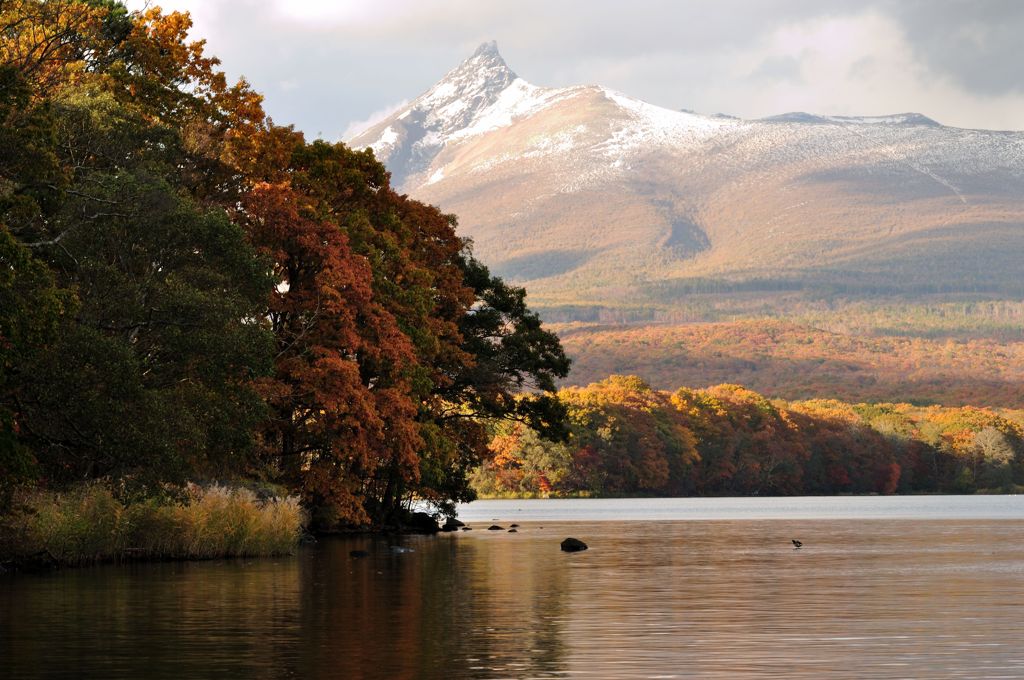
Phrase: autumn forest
[{"left": 475, "top": 376, "right": 1024, "bottom": 498}]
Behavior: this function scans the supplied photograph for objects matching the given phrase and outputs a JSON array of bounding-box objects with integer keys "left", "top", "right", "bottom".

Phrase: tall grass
[{"left": 1, "top": 483, "right": 305, "bottom": 566}]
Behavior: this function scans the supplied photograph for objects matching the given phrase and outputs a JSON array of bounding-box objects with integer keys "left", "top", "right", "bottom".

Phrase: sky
[{"left": 126, "top": 0, "right": 1024, "bottom": 138}]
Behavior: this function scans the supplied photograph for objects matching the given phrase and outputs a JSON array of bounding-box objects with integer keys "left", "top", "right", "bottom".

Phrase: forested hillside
[
  {"left": 557, "top": 315, "right": 1024, "bottom": 407},
  {"left": 474, "top": 376, "right": 1024, "bottom": 498},
  {"left": 0, "top": 1, "right": 568, "bottom": 530}
]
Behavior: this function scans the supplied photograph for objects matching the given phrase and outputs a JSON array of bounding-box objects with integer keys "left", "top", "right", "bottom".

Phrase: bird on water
[{"left": 792, "top": 539, "right": 803, "bottom": 549}]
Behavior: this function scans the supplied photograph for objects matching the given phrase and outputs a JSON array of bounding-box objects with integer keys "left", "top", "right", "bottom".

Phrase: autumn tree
[
  {"left": 238, "top": 137, "right": 569, "bottom": 525},
  {"left": 241, "top": 177, "right": 420, "bottom": 525}
]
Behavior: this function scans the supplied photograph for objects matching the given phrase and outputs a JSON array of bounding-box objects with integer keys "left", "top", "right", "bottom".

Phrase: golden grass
[{"left": 2, "top": 483, "right": 305, "bottom": 566}]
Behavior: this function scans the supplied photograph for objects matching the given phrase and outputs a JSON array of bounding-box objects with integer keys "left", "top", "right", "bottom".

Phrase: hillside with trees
[
  {"left": 347, "top": 43, "right": 1024, "bottom": 414},
  {"left": 556, "top": 315, "right": 1024, "bottom": 408},
  {"left": 474, "top": 376, "right": 1024, "bottom": 498}
]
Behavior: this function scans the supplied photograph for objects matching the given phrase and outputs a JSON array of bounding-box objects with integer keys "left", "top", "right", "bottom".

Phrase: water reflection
[
  {"left": 0, "top": 557, "right": 303, "bottom": 678},
  {"left": 297, "top": 533, "right": 569, "bottom": 679},
  {"left": 3, "top": 517, "right": 1024, "bottom": 679}
]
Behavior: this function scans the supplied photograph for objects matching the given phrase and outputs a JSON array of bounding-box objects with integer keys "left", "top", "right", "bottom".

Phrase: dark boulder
[
  {"left": 441, "top": 517, "right": 465, "bottom": 532},
  {"left": 560, "top": 538, "right": 588, "bottom": 552},
  {"left": 405, "top": 511, "right": 440, "bottom": 534},
  {"left": 487, "top": 525, "right": 504, "bottom": 531},
  {"left": 509, "top": 523, "right": 519, "bottom": 528},
  {"left": 461, "top": 527, "right": 473, "bottom": 531},
  {"left": 508, "top": 529, "right": 518, "bottom": 533}
]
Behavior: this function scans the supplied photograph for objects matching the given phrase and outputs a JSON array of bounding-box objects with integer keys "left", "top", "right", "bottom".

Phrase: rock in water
[
  {"left": 508, "top": 529, "right": 518, "bottom": 533},
  {"left": 441, "top": 517, "right": 465, "bottom": 532},
  {"left": 487, "top": 525, "right": 504, "bottom": 531},
  {"left": 349, "top": 549, "right": 370, "bottom": 558},
  {"left": 560, "top": 538, "right": 588, "bottom": 552},
  {"left": 406, "top": 511, "right": 440, "bottom": 534}
]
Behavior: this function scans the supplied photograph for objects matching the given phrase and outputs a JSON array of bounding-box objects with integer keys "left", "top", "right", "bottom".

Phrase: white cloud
[
  {"left": 268, "top": 0, "right": 420, "bottom": 25},
  {"left": 342, "top": 99, "right": 409, "bottom": 141},
  {"left": 119, "top": 1, "right": 1024, "bottom": 133},
  {"left": 692, "top": 12, "right": 1024, "bottom": 129}
]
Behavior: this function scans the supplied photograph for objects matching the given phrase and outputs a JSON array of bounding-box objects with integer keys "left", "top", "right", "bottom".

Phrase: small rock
[
  {"left": 349, "top": 549, "right": 370, "bottom": 558},
  {"left": 461, "top": 527, "right": 473, "bottom": 531},
  {"left": 508, "top": 529, "right": 518, "bottom": 533},
  {"left": 509, "top": 523, "right": 519, "bottom": 528},
  {"left": 441, "top": 517, "right": 465, "bottom": 532},
  {"left": 560, "top": 538, "right": 588, "bottom": 552},
  {"left": 487, "top": 525, "right": 504, "bottom": 531}
]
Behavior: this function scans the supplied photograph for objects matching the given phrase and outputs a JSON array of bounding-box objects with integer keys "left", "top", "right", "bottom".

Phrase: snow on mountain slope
[
  {"left": 348, "top": 43, "right": 1024, "bottom": 310},
  {"left": 351, "top": 41, "right": 579, "bottom": 186}
]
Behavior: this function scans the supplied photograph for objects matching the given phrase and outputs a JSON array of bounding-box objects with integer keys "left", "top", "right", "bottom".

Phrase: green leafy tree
[{"left": 14, "top": 90, "right": 273, "bottom": 486}]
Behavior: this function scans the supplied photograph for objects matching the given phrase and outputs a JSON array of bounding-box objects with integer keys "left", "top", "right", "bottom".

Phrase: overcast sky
[{"left": 127, "top": 0, "right": 1024, "bottom": 138}]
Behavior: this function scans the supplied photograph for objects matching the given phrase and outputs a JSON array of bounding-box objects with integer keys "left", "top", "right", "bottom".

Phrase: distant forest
[
  {"left": 474, "top": 376, "right": 1024, "bottom": 498},
  {"left": 554, "top": 301, "right": 1024, "bottom": 408}
]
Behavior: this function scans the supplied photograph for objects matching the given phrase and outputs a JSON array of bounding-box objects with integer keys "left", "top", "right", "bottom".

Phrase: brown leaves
[
  {"left": 0, "top": 0, "right": 105, "bottom": 97},
  {"left": 241, "top": 178, "right": 426, "bottom": 522}
]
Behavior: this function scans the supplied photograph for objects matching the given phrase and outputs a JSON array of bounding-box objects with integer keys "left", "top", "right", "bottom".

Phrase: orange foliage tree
[{"left": 475, "top": 377, "right": 1024, "bottom": 498}]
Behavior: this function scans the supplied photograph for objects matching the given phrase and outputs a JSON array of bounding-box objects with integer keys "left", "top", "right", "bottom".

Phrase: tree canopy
[
  {"left": 473, "top": 378, "right": 1024, "bottom": 498},
  {"left": 0, "top": 0, "right": 569, "bottom": 526}
]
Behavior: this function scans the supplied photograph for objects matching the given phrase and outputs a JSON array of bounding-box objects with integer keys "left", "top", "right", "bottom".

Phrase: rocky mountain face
[{"left": 349, "top": 43, "right": 1024, "bottom": 315}]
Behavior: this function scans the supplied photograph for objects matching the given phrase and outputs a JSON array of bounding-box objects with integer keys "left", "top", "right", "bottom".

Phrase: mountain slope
[{"left": 349, "top": 43, "right": 1024, "bottom": 313}]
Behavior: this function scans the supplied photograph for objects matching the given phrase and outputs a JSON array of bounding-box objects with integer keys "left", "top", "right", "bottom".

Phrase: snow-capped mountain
[{"left": 349, "top": 43, "right": 1024, "bottom": 311}]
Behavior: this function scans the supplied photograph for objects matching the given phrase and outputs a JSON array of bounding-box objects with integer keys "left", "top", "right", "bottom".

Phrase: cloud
[
  {"left": 121, "top": 0, "right": 1024, "bottom": 133},
  {"left": 267, "top": 0, "right": 421, "bottom": 26},
  {"left": 748, "top": 55, "right": 804, "bottom": 83},
  {"left": 884, "top": 0, "right": 1024, "bottom": 96},
  {"left": 341, "top": 99, "right": 409, "bottom": 141}
]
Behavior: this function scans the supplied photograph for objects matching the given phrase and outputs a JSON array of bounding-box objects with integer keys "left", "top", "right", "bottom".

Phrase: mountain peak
[
  {"left": 472, "top": 40, "right": 500, "bottom": 58},
  {"left": 348, "top": 41, "right": 523, "bottom": 186},
  {"left": 439, "top": 40, "right": 516, "bottom": 90}
]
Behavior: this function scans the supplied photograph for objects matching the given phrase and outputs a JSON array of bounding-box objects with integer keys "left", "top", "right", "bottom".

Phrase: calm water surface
[{"left": 2, "top": 496, "right": 1024, "bottom": 679}]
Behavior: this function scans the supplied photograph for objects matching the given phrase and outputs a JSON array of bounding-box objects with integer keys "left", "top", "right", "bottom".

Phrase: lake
[{"left": 2, "top": 496, "right": 1023, "bottom": 679}]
